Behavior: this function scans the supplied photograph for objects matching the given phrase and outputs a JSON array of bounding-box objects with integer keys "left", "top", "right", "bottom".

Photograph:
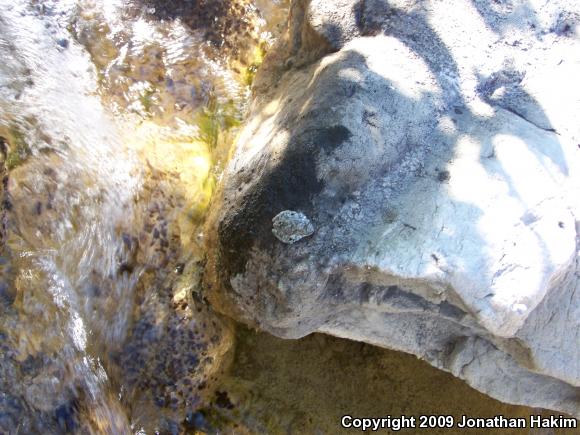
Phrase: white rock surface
[{"left": 206, "top": 0, "right": 580, "bottom": 416}]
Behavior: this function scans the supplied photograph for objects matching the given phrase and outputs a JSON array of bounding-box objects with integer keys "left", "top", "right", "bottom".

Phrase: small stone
[{"left": 272, "top": 210, "right": 314, "bottom": 244}]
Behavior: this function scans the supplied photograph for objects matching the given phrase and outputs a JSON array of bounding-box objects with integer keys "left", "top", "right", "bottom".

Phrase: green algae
[{"left": 1, "top": 125, "right": 31, "bottom": 170}]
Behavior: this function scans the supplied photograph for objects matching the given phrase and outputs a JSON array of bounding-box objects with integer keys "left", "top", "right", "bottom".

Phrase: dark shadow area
[
  {"left": 130, "top": 0, "right": 259, "bottom": 54},
  {"left": 208, "top": 325, "right": 571, "bottom": 433},
  {"left": 470, "top": 0, "right": 540, "bottom": 35},
  {"left": 472, "top": 0, "right": 578, "bottom": 38}
]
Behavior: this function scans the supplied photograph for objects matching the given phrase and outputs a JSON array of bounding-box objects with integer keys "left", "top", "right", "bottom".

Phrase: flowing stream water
[{"left": 0, "top": 0, "right": 287, "bottom": 432}]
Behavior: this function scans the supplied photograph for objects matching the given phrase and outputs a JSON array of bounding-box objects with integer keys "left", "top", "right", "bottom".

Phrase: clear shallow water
[
  {"left": 0, "top": 2, "right": 572, "bottom": 434},
  {"left": 0, "top": 0, "right": 286, "bottom": 432}
]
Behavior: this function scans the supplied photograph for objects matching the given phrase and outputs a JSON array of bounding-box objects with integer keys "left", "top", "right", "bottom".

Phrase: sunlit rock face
[{"left": 206, "top": 0, "right": 580, "bottom": 416}]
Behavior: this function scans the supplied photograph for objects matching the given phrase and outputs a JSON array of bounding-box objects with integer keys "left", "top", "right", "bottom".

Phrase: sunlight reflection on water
[{"left": 0, "top": 0, "right": 287, "bottom": 432}]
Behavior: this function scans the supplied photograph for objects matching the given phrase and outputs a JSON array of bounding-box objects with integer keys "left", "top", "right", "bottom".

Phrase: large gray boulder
[{"left": 205, "top": 0, "right": 580, "bottom": 416}]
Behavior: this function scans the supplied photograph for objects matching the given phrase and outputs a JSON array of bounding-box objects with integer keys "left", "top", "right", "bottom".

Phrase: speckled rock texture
[{"left": 205, "top": 0, "right": 580, "bottom": 417}]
